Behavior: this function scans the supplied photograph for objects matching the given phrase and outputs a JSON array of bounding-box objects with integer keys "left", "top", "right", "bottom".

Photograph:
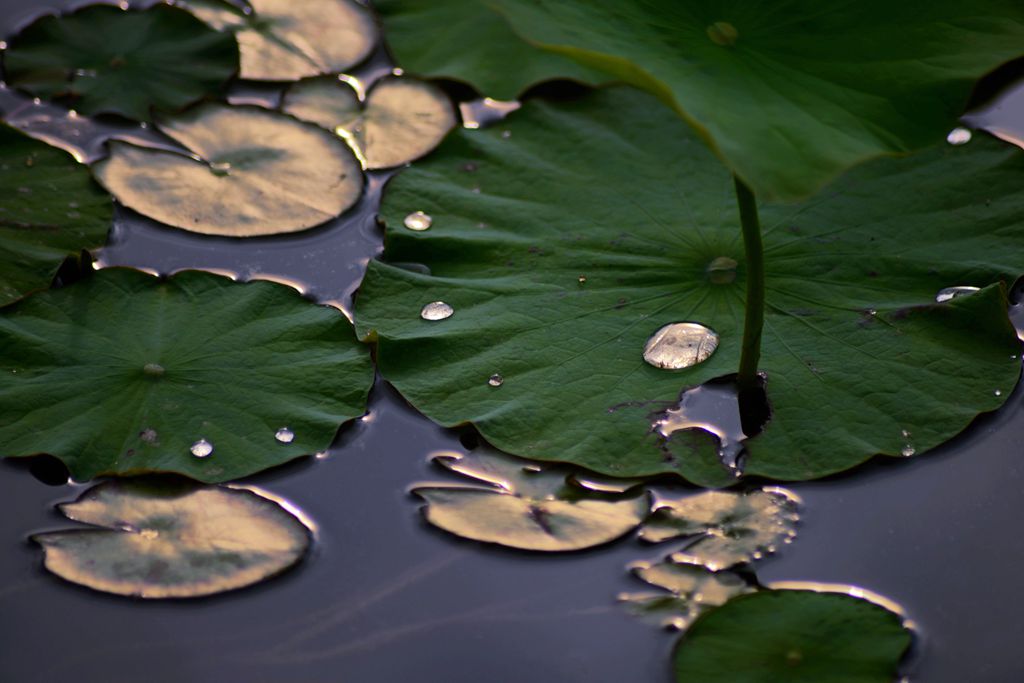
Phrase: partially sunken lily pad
[
  {"left": 3, "top": 4, "right": 238, "bottom": 120},
  {"left": 92, "top": 104, "right": 363, "bottom": 236},
  {"left": 412, "top": 449, "right": 647, "bottom": 551},
  {"left": 673, "top": 590, "right": 912, "bottom": 683},
  {"left": 181, "top": 0, "right": 377, "bottom": 81},
  {"left": 283, "top": 76, "right": 456, "bottom": 169},
  {"left": 641, "top": 489, "right": 800, "bottom": 570},
  {"left": 33, "top": 478, "right": 311, "bottom": 598},
  {"left": 0, "top": 125, "right": 111, "bottom": 307},
  {"left": 620, "top": 561, "right": 752, "bottom": 630},
  {"left": 0, "top": 268, "right": 374, "bottom": 482}
]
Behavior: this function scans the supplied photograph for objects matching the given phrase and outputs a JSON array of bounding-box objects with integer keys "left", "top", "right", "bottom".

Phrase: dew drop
[
  {"left": 935, "top": 285, "right": 980, "bottom": 303},
  {"left": 643, "top": 322, "right": 719, "bottom": 369},
  {"left": 901, "top": 445, "right": 916, "bottom": 457},
  {"left": 404, "top": 211, "right": 432, "bottom": 231},
  {"left": 210, "top": 161, "right": 232, "bottom": 176},
  {"left": 420, "top": 301, "right": 454, "bottom": 321},
  {"left": 275, "top": 427, "right": 295, "bottom": 444},
  {"left": 142, "top": 362, "right": 165, "bottom": 377},
  {"left": 946, "top": 127, "right": 972, "bottom": 145},
  {"left": 706, "top": 21, "right": 739, "bottom": 46},
  {"left": 190, "top": 439, "right": 213, "bottom": 458},
  {"left": 578, "top": 275, "right": 587, "bottom": 284},
  {"left": 706, "top": 256, "right": 738, "bottom": 284},
  {"left": 995, "top": 389, "right": 1003, "bottom": 397},
  {"left": 488, "top": 373, "right": 504, "bottom": 387}
]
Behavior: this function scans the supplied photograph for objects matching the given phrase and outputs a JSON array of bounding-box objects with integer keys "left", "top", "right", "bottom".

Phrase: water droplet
[
  {"left": 420, "top": 301, "right": 454, "bottom": 321},
  {"left": 32, "top": 97, "right": 41, "bottom": 105},
  {"left": 995, "top": 389, "right": 1003, "bottom": 397},
  {"left": 935, "top": 285, "right": 980, "bottom": 303},
  {"left": 67, "top": 110, "right": 78, "bottom": 119},
  {"left": 578, "top": 275, "right": 587, "bottom": 284},
  {"left": 643, "top": 322, "right": 719, "bottom": 370},
  {"left": 901, "top": 445, "right": 916, "bottom": 457},
  {"left": 118, "top": 0, "right": 130, "bottom": 9},
  {"left": 190, "top": 439, "right": 213, "bottom": 458},
  {"left": 210, "top": 161, "right": 232, "bottom": 176},
  {"left": 706, "top": 256, "right": 738, "bottom": 284},
  {"left": 947, "top": 127, "right": 972, "bottom": 145},
  {"left": 488, "top": 374, "right": 504, "bottom": 387},
  {"left": 274, "top": 427, "right": 295, "bottom": 444},
  {"left": 142, "top": 363, "right": 164, "bottom": 376},
  {"left": 73, "top": 69, "right": 97, "bottom": 79},
  {"left": 0, "top": 41, "right": 7, "bottom": 51},
  {"left": 901, "top": 429, "right": 911, "bottom": 438},
  {"left": 404, "top": 211, "right": 432, "bottom": 231},
  {"left": 706, "top": 21, "right": 739, "bottom": 46}
]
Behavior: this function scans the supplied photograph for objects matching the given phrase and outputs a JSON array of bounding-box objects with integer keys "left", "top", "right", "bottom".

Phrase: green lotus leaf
[
  {"left": 491, "top": 0, "right": 1024, "bottom": 201},
  {"left": 0, "top": 267, "right": 374, "bottom": 482},
  {"left": 180, "top": 0, "right": 377, "bottom": 81},
  {"left": 33, "top": 478, "right": 311, "bottom": 598},
  {"left": 92, "top": 103, "right": 364, "bottom": 236},
  {"left": 354, "top": 86, "right": 1022, "bottom": 484},
  {"left": 0, "top": 125, "right": 111, "bottom": 307},
  {"left": 373, "top": 0, "right": 607, "bottom": 99},
  {"left": 2, "top": 4, "right": 238, "bottom": 120},
  {"left": 673, "top": 590, "right": 912, "bottom": 682}
]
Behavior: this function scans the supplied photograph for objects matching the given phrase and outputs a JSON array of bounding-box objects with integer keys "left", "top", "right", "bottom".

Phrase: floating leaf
[
  {"left": 354, "top": 87, "right": 1022, "bottom": 484},
  {"left": 620, "top": 561, "right": 752, "bottom": 630},
  {"left": 181, "top": 0, "right": 376, "bottom": 81},
  {"left": 640, "top": 489, "right": 800, "bottom": 570},
  {"left": 283, "top": 76, "right": 456, "bottom": 169},
  {"left": 0, "top": 268, "right": 373, "bottom": 482},
  {"left": 32, "top": 478, "right": 311, "bottom": 598},
  {"left": 0, "top": 125, "right": 111, "bottom": 307},
  {"left": 673, "top": 590, "right": 912, "bottom": 683},
  {"left": 3, "top": 4, "right": 238, "bottom": 120},
  {"left": 92, "top": 103, "right": 363, "bottom": 236},
  {"left": 412, "top": 449, "right": 648, "bottom": 551},
  {"left": 373, "top": 0, "right": 607, "bottom": 99},
  {"left": 492, "top": 0, "right": 1024, "bottom": 201}
]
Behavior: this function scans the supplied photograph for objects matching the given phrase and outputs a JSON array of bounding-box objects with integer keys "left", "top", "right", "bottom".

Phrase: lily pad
[
  {"left": 620, "top": 561, "right": 752, "bottom": 630},
  {"left": 92, "top": 103, "right": 363, "bottom": 236},
  {"left": 0, "top": 267, "right": 374, "bottom": 482},
  {"left": 373, "top": 0, "right": 607, "bottom": 100},
  {"left": 672, "top": 590, "right": 912, "bottom": 683},
  {"left": 354, "top": 86, "right": 1023, "bottom": 484},
  {"left": 412, "top": 449, "right": 648, "bottom": 551},
  {"left": 181, "top": 0, "right": 377, "bottom": 81},
  {"left": 32, "top": 478, "right": 311, "bottom": 598},
  {"left": 2, "top": 4, "right": 238, "bottom": 121},
  {"left": 640, "top": 489, "right": 800, "bottom": 570},
  {"left": 0, "top": 125, "right": 111, "bottom": 307},
  {"left": 492, "top": 0, "right": 1024, "bottom": 201},
  {"left": 282, "top": 75, "right": 456, "bottom": 169}
]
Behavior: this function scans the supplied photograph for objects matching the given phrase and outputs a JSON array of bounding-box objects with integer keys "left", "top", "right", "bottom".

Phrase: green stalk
[{"left": 734, "top": 175, "right": 764, "bottom": 391}]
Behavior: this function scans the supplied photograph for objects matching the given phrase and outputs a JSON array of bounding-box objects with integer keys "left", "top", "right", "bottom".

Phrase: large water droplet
[
  {"left": 274, "top": 427, "right": 295, "bottom": 444},
  {"left": 643, "top": 322, "right": 719, "bottom": 369},
  {"left": 404, "top": 211, "right": 432, "bottom": 231},
  {"left": 190, "top": 439, "right": 213, "bottom": 458},
  {"left": 420, "top": 301, "right": 454, "bottom": 321},
  {"left": 935, "top": 285, "right": 980, "bottom": 303},
  {"left": 706, "top": 21, "right": 739, "bottom": 46},
  {"left": 947, "top": 127, "right": 972, "bottom": 145},
  {"left": 488, "top": 374, "right": 504, "bottom": 387}
]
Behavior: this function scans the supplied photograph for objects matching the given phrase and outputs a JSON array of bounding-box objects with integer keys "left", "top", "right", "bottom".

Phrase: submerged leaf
[
  {"left": 3, "top": 4, "right": 238, "bottom": 120},
  {"left": 283, "top": 76, "right": 456, "bottom": 169},
  {"left": 92, "top": 104, "right": 363, "bottom": 236},
  {"left": 181, "top": 0, "right": 377, "bottom": 81},
  {"left": 33, "top": 478, "right": 311, "bottom": 598},
  {"left": 0, "top": 125, "right": 111, "bottom": 307},
  {"left": 412, "top": 449, "right": 648, "bottom": 551},
  {"left": 355, "top": 86, "right": 1023, "bottom": 484},
  {"left": 672, "top": 590, "right": 912, "bottom": 683},
  {"left": 621, "top": 561, "right": 752, "bottom": 630},
  {"left": 0, "top": 268, "right": 374, "bottom": 482}
]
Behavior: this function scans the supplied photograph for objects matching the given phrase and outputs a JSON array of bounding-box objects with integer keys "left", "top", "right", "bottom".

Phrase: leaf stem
[{"left": 734, "top": 175, "right": 764, "bottom": 390}]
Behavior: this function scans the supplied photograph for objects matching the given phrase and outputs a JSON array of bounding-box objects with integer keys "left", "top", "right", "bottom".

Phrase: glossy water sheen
[{"left": 1, "top": 1, "right": 1023, "bottom": 681}]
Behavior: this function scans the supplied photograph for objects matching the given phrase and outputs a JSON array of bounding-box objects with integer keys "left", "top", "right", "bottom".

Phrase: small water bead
[
  {"left": 488, "top": 374, "right": 504, "bottom": 387},
  {"left": 142, "top": 362, "right": 165, "bottom": 377},
  {"left": 995, "top": 389, "right": 1003, "bottom": 397},
  {"left": 578, "top": 275, "right": 587, "bottom": 284},
  {"left": 0, "top": 41, "right": 7, "bottom": 50},
  {"left": 274, "top": 427, "right": 295, "bottom": 444},
  {"left": 901, "top": 445, "right": 916, "bottom": 457},
  {"left": 210, "top": 161, "right": 232, "bottom": 177},
  {"left": 706, "top": 256, "right": 738, "bottom": 284},
  {"left": 404, "top": 211, "right": 432, "bottom": 231},
  {"left": 935, "top": 285, "right": 980, "bottom": 303},
  {"left": 420, "top": 301, "right": 454, "bottom": 321},
  {"left": 643, "top": 322, "right": 719, "bottom": 370},
  {"left": 190, "top": 439, "right": 213, "bottom": 458},
  {"left": 947, "top": 127, "right": 972, "bottom": 145}
]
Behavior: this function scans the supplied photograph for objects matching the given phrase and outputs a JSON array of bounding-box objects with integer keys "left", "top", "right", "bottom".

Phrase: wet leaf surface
[
  {"left": 33, "top": 478, "right": 311, "bottom": 598},
  {"left": 620, "top": 561, "right": 752, "bottom": 630},
  {"left": 412, "top": 449, "right": 648, "bottom": 551},
  {"left": 355, "top": 86, "right": 1023, "bottom": 484},
  {"left": 181, "top": 0, "right": 377, "bottom": 81},
  {"left": 672, "top": 590, "right": 912, "bottom": 683},
  {"left": 0, "top": 125, "right": 111, "bottom": 307},
  {"left": 0, "top": 267, "right": 374, "bottom": 482},
  {"left": 493, "top": 0, "right": 1024, "bottom": 201},
  {"left": 373, "top": 0, "right": 607, "bottom": 99},
  {"left": 3, "top": 4, "right": 238, "bottom": 120},
  {"left": 283, "top": 76, "right": 456, "bottom": 169},
  {"left": 92, "top": 103, "right": 363, "bottom": 236}
]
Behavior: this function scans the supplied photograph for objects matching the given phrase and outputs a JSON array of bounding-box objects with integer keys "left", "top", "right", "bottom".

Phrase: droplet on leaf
[
  {"left": 420, "top": 301, "right": 454, "bottom": 321},
  {"left": 404, "top": 211, "right": 432, "bottom": 231},
  {"left": 706, "top": 256, "right": 738, "bottom": 284},
  {"left": 643, "top": 322, "right": 719, "bottom": 370},
  {"left": 190, "top": 439, "right": 213, "bottom": 458},
  {"left": 947, "top": 127, "right": 972, "bottom": 145},
  {"left": 488, "top": 373, "right": 504, "bottom": 387},
  {"left": 275, "top": 427, "right": 295, "bottom": 444},
  {"left": 142, "top": 362, "right": 165, "bottom": 377},
  {"left": 935, "top": 285, "right": 980, "bottom": 302}
]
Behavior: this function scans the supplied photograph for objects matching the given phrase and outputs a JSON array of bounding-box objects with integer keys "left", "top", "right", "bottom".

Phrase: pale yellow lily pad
[
  {"left": 412, "top": 449, "right": 648, "bottom": 551},
  {"left": 32, "top": 478, "right": 312, "bottom": 598},
  {"left": 283, "top": 76, "right": 456, "bottom": 169},
  {"left": 639, "top": 488, "right": 800, "bottom": 570},
  {"left": 620, "top": 561, "right": 752, "bottom": 629},
  {"left": 181, "top": 0, "right": 377, "bottom": 81},
  {"left": 92, "top": 103, "right": 363, "bottom": 236}
]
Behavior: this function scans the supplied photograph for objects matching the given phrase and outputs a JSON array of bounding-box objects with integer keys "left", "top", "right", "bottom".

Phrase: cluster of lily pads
[{"left": 1, "top": 0, "right": 1023, "bottom": 680}]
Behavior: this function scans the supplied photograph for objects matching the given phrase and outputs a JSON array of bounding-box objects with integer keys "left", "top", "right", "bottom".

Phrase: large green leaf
[
  {"left": 0, "top": 125, "right": 111, "bottom": 307},
  {"left": 491, "top": 0, "right": 1024, "bottom": 201},
  {"left": 373, "top": 0, "right": 607, "bottom": 99},
  {"left": 355, "top": 87, "right": 1022, "bottom": 484},
  {"left": 2, "top": 4, "right": 238, "bottom": 121},
  {"left": 0, "top": 268, "right": 374, "bottom": 482}
]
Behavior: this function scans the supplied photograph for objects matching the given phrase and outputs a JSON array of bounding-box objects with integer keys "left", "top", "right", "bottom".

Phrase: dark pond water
[{"left": 2, "top": 2, "right": 1024, "bottom": 681}]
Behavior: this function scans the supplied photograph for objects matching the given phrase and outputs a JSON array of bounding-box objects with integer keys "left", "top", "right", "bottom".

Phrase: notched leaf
[{"left": 620, "top": 560, "right": 752, "bottom": 630}]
